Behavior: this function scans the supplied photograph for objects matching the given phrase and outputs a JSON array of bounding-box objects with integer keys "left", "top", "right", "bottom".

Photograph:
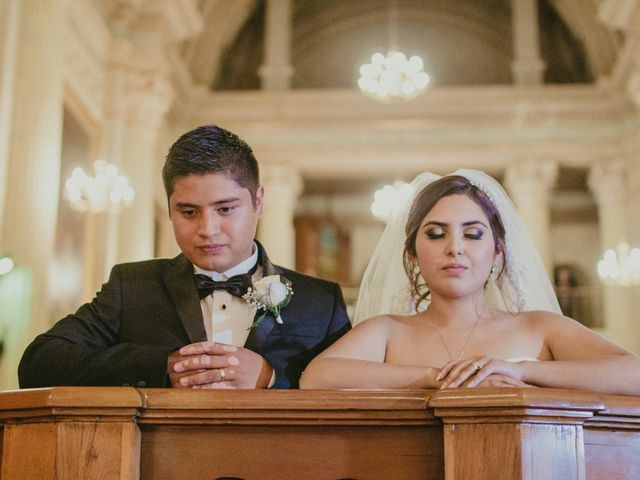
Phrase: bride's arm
[
  {"left": 299, "top": 316, "right": 441, "bottom": 389},
  {"left": 440, "top": 312, "right": 640, "bottom": 396},
  {"left": 519, "top": 312, "right": 640, "bottom": 395}
]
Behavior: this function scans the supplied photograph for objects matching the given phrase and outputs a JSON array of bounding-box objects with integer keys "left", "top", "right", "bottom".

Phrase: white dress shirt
[{"left": 193, "top": 246, "right": 259, "bottom": 346}]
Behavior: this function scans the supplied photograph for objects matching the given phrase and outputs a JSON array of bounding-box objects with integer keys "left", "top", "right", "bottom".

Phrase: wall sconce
[
  {"left": 65, "top": 160, "right": 134, "bottom": 213},
  {"left": 370, "top": 181, "right": 414, "bottom": 221},
  {"left": 0, "top": 255, "right": 14, "bottom": 276},
  {"left": 597, "top": 242, "right": 640, "bottom": 287}
]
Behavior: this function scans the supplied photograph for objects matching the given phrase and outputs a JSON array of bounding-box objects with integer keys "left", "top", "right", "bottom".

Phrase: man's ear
[{"left": 255, "top": 185, "right": 265, "bottom": 217}]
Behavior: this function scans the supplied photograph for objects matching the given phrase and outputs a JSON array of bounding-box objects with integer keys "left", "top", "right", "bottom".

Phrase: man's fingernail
[
  {"left": 228, "top": 355, "right": 240, "bottom": 365},
  {"left": 222, "top": 345, "right": 237, "bottom": 352},
  {"left": 180, "top": 377, "right": 188, "bottom": 386}
]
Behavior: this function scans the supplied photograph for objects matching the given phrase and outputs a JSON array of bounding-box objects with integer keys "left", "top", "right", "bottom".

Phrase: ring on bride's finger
[
  {"left": 471, "top": 361, "right": 482, "bottom": 372},
  {"left": 219, "top": 368, "right": 226, "bottom": 380}
]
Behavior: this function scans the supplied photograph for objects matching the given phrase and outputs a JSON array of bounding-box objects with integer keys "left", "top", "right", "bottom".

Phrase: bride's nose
[{"left": 446, "top": 237, "right": 463, "bottom": 257}]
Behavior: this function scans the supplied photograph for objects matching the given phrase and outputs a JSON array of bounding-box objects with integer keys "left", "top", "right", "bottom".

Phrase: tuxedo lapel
[
  {"left": 163, "top": 254, "right": 207, "bottom": 343},
  {"left": 256, "top": 240, "right": 278, "bottom": 276},
  {"left": 244, "top": 241, "right": 281, "bottom": 351}
]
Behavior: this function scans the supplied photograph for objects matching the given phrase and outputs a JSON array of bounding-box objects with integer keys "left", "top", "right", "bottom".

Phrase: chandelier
[
  {"left": 358, "top": 52, "right": 430, "bottom": 102},
  {"left": 358, "top": 0, "right": 431, "bottom": 102},
  {"left": 370, "top": 181, "right": 414, "bottom": 221},
  {"left": 597, "top": 242, "right": 640, "bottom": 287},
  {"left": 65, "top": 160, "right": 134, "bottom": 213}
]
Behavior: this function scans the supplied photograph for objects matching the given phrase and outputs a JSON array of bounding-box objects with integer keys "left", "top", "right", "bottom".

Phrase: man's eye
[
  {"left": 218, "top": 206, "right": 236, "bottom": 215},
  {"left": 180, "top": 209, "right": 196, "bottom": 217}
]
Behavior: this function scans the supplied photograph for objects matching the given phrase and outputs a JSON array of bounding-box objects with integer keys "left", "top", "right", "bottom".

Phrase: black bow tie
[{"left": 194, "top": 273, "right": 253, "bottom": 299}]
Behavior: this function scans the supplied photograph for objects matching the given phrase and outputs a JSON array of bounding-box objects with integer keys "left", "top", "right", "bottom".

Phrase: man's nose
[{"left": 198, "top": 212, "right": 220, "bottom": 236}]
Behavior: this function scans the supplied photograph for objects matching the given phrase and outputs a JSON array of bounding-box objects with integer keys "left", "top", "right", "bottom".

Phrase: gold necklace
[{"left": 429, "top": 315, "right": 481, "bottom": 361}]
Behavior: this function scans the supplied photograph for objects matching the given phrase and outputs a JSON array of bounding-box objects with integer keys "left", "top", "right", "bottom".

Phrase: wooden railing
[{"left": 0, "top": 387, "right": 638, "bottom": 479}]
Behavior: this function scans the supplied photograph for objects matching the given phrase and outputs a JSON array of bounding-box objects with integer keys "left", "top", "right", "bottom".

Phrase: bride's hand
[
  {"left": 437, "top": 356, "right": 525, "bottom": 389},
  {"left": 472, "top": 373, "right": 532, "bottom": 388}
]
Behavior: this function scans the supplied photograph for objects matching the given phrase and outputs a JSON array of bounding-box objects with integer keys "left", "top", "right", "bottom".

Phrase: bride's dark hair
[{"left": 403, "top": 175, "right": 507, "bottom": 308}]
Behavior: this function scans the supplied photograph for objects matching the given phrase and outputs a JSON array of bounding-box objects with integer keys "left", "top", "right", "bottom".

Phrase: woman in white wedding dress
[{"left": 300, "top": 170, "right": 640, "bottom": 395}]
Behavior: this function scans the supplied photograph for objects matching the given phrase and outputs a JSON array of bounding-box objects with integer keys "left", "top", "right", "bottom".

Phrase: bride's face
[{"left": 414, "top": 194, "right": 498, "bottom": 300}]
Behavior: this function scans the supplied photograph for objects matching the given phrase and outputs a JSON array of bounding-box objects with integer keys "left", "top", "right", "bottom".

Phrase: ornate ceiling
[{"left": 183, "top": 0, "right": 621, "bottom": 91}]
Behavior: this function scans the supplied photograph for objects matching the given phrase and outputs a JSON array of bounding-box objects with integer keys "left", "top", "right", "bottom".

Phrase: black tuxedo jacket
[{"left": 18, "top": 250, "right": 351, "bottom": 389}]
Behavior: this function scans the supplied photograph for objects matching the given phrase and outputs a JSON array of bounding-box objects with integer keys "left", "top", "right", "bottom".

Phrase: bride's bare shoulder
[
  {"left": 504, "top": 309, "right": 577, "bottom": 330},
  {"left": 355, "top": 313, "right": 416, "bottom": 330}
]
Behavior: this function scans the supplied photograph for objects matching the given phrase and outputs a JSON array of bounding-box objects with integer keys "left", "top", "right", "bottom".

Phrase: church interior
[{"left": 1, "top": 0, "right": 640, "bottom": 392}]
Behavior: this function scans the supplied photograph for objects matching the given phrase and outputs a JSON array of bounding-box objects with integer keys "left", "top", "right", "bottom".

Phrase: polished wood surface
[{"left": 0, "top": 387, "right": 637, "bottom": 479}]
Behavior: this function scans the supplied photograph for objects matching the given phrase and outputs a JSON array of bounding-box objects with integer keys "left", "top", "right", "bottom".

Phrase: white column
[
  {"left": 115, "top": 61, "right": 173, "bottom": 264},
  {"left": 510, "top": 0, "right": 546, "bottom": 85},
  {"left": 0, "top": 0, "right": 68, "bottom": 336},
  {"left": 258, "top": 0, "right": 294, "bottom": 91},
  {"left": 588, "top": 162, "right": 638, "bottom": 351},
  {"left": 257, "top": 163, "right": 302, "bottom": 268},
  {"left": 0, "top": 0, "right": 20, "bottom": 241},
  {"left": 504, "top": 159, "right": 558, "bottom": 274},
  {"left": 0, "top": 0, "right": 68, "bottom": 389}
]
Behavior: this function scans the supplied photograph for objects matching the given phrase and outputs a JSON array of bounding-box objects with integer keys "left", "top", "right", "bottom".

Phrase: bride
[{"left": 300, "top": 169, "right": 640, "bottom": 394}]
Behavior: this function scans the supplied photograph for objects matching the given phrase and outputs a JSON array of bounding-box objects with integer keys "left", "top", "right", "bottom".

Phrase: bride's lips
[{"left": 442, "top": 263, "right": 467, "bottom": 275}]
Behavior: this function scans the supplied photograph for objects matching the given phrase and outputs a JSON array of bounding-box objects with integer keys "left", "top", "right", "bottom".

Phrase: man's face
[{"left": 169, "top": 173, "right": 263, "bottom": 272}]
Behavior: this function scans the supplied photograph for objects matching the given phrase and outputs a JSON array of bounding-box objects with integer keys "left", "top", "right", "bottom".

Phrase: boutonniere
[{"left": 243, "top": 275, "right": 294, "bottom": 329}]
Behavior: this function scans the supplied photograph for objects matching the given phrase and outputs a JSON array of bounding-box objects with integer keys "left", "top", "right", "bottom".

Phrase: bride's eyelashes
[
  {"left": 423, "top": 226, "right": 485, "bottom": 240},
  {"left": 425, "top": 227, "right": 445, "bottom": 239},
  {"left": 464, "top": 228, "right": 484, "bottom": 240}
]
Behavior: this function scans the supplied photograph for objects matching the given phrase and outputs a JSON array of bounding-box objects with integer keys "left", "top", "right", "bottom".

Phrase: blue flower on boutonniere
[{"left": 243, "top": 275, "right": 293, "bottom": 329}]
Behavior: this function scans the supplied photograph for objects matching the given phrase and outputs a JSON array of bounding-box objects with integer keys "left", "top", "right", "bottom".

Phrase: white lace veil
[{"left": 353, "top": 169, "right": 560, "bottom": 324}]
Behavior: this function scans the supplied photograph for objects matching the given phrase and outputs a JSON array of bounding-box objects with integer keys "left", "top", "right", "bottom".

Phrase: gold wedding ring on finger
[
  {"left": 471, "top": 361, "right": 483, "bottom": 372},
  {"left": 219, "top": 368, "right": 226, "bottom": 380}
]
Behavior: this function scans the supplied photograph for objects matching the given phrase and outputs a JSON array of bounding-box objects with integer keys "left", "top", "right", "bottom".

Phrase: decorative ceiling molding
[
  {"left": 65, "top": 0, "right": 112, "bottom": 123},
  {"left": 549, "top": 0, "right": 620, "bottom": 78},
  {"left": 183, "top": 0, "right": 257, "bottom": 85},
  {"left": 172, "top": 85, "right": 635, "bottom": 178}
]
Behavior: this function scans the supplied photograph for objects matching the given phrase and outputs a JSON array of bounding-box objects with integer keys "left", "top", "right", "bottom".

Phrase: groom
[{"left": 18, "top": 125, "right": 351, "bottom": 389}]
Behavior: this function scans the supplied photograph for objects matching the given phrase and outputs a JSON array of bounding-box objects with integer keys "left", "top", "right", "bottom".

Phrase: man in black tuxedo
[{"left": 18, "top": 125, "right": 351, "bottom": 389}]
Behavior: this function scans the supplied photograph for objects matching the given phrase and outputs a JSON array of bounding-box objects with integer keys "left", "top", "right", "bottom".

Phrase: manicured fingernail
[
  {"left": 227, "top": 355, "right": 240, "bottom": 365},
  {"left": 222, "top": 345, "right": 237, "bottom": 352},
  {"left": 436, "top": 372, "right": 443, "bottom": 381},
  {"left": 174, "top": 362, "right": 184, "bottom": 372},
  {"left": 180, "top": 377, "right": 189, "bottom": 386}
]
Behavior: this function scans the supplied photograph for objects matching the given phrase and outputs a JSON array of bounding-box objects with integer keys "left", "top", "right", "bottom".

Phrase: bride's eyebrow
[
  {"left": 422, "top": 221, "right": 447, "bottom": 228},
  {"left": 462, "top": 220, "right": 489, "bottom": 228},
  {"left": 422, "top": 220, "right": 488, "bottom": 228}
]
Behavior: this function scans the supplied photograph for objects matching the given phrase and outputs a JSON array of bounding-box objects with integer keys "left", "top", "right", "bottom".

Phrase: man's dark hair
[{"left": 162, "top": 125, "right": 260, "bottom": 204}]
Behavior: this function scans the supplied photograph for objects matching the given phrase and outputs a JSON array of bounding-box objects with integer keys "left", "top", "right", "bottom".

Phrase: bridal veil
[{"left": 353, "top": 169, "right": 561, "bottom": 324}]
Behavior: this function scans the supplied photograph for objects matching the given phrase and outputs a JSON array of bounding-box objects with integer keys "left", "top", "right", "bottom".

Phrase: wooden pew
[{"left": 0, "top": 387, "right": 637, "bottom": 479}]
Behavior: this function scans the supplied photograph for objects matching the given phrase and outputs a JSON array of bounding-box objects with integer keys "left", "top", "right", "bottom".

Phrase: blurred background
[{"left": 1, "top": 0, "right": 640, "bottom": 389}]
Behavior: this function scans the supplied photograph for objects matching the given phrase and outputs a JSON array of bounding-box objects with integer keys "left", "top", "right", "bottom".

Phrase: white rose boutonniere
[{"left": 243, "top": 275, "right": 294, "bottom": 329}]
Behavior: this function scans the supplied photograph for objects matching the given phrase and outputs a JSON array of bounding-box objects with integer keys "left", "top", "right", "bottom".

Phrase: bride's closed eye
[
  {"left": 463, "top": 227, "right": 484, "bottom": 240},
  {"left": 425, "top": 226, "right": 446, "bottom": 239}
]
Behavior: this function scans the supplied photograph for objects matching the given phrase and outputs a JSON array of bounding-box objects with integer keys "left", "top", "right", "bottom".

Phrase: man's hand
[{"left": 167, "top": 341, "right": 273, "bottom": 389}]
